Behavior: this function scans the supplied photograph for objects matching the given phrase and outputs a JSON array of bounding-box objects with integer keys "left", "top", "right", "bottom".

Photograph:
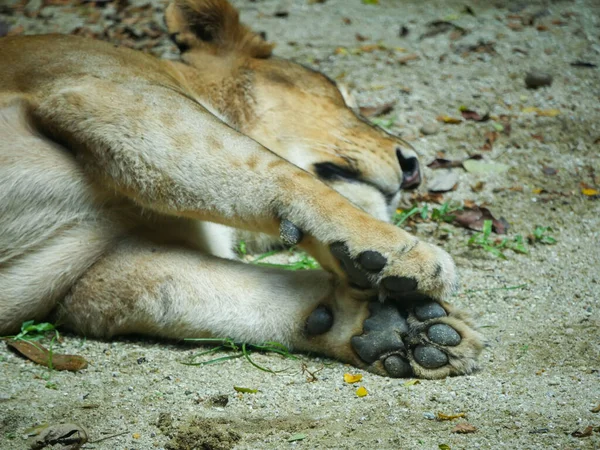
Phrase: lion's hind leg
[{"left": 53, "top": 236, "right": 482, "bottom": 378}]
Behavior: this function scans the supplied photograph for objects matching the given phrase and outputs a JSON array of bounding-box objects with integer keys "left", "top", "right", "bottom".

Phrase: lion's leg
[
  {"left": 53, "top": 236, "right": 482, "bottom": 379},
  {"left": 31, "top": 79, "right": 456, "bottom": 304}
]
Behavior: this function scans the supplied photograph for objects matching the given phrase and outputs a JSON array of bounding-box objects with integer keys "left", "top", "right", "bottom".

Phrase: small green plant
[
  {"left": 468, "top": 220, "right": 529, "bottom": 259},
  {"left": 529, "top": 226, "right": 557, "bottom": 245},
  {"left": 9, "top": 320, "right": 59, "bottom": 342},
  {"left": 370, "top": 116, "right": 396, "bottom": 130},
  {"left": 236, "top": 240, "right": 248, "bottom": 257},
  {"left": 235, "top": 243, "right": 320, "bottom": 271},
  {"left": 182, "top": 338, "right": 296, "bottom": 374},
  {"left": 393, "top": 202, "right": 462, "bottom": 226}
]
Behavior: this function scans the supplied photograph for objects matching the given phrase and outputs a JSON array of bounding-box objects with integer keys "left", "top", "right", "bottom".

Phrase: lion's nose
[{"left": 396, "top": 148, "right": 421, "bottom": 190}]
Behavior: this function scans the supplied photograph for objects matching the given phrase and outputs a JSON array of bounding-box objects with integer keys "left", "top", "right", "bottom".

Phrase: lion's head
[{"left": 166, "top": 0, "right": 421, "bottom": 225}]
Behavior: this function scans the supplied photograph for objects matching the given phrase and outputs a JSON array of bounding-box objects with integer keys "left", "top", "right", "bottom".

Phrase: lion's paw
[
  {"left": 329, "top": 238, "right": 457, "bottom": 303},
  {"left": 348, "top": 298, "right": 483, "bottom": 379}
]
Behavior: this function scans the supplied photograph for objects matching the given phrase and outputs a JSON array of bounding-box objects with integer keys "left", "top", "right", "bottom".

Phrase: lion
[{"left": 0, "top": 0, "right": 482, "bottom": 379}]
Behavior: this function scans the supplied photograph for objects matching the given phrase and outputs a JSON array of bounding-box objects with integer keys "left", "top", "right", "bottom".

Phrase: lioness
[{"left": 0, "top": 0, "right": 482, "bottom": 378}]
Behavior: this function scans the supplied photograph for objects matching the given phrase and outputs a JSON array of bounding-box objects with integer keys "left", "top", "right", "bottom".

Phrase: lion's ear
[{"left": 165, "top": 0, "right": 274, "bottom": 58}]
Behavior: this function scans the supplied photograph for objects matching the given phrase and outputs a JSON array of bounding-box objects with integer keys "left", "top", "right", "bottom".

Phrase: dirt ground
[{"left": 1, "top": 0, "right": 599, "bottom": 448}]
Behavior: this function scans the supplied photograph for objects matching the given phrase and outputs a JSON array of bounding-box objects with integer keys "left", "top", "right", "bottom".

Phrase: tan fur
[{"left": 0, "top": 0, "right": 481, "bottom": 378}]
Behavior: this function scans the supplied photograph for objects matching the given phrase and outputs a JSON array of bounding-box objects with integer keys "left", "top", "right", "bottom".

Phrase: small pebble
[
  {"left": 420, "top": 123, "right": 440, "bottom": 136},
  {"left": 423, "top": 411, "right": 436, "bottom": 420},
  {"left": 525, "top": 71, "right": 553, "bottom": 89}
]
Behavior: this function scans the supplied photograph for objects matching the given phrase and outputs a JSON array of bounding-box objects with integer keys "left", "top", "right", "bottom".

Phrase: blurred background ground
[{"left": 1, "top": 0, "right": 599, "bottom": 448}]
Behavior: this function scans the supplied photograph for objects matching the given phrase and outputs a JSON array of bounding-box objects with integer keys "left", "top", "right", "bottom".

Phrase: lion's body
[{"left": 0, "top": 0, "right": 482, "bottom": 379}]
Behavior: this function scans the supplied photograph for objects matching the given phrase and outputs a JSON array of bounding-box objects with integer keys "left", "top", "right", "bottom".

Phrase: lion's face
[
  {"left": 166, "top": 0, "right": 421, "bottom": 223},
  {"left": 243, "top": 57, "right": 421, "bottom": 223}
]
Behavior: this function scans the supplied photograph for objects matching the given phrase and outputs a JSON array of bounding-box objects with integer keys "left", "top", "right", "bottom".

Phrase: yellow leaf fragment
[
  {"left": 532, "top": 188, "right": 544, "bottom": 194},
  {"left": 436, "top": 412, "right": 466, "bottom": 421},
  {"left": 344, "top": 373, "right": 363, "bottom": 383},
  {"left": 436, "top": 115, "right": 462, "bottom": 124},
  {"left": 403, "top": 379, "right": 421, "bottom": 387},
  {"left": 334, "top": 47, "right": 348, "bottom": 55},
  {"left": 521, "top": 107, "right": 560, "bottom": 117},
  {"left": 582, "top": 188, "right": 599, "bottom": 196},
  {"left": 356, "top": 386, "right": 368, "bottom": 397},
  {"left": 234, "top": 386, "right": 258, "bottom": 394},
  {"left": 132, "top": 433, "right": 141, "bottom": 439}
]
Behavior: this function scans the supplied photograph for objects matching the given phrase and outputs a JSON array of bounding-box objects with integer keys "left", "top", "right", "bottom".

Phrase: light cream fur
[{"left": 0, "top": 0, "right": 482, "bottom": 378}]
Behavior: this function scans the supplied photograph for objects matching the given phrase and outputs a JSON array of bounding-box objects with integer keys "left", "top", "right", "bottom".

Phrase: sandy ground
[{"left": 1, "top": 0, "right": 599, "bottom": 448}]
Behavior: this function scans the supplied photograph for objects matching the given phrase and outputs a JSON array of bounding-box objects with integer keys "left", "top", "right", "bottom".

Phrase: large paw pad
[{"left": 351, "top": 299, "right": 483, "bottom": 379}]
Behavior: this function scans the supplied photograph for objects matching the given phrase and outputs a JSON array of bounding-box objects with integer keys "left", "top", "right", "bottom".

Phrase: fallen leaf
[
  {"left": 460, "top": 107, "right": 490, "bottom": 122},
  {"left": 28, "top": 423, "right": 88, "bottom": 450},
  {"left": 288, "top": 433, "right": 307, "bottom": 442},
  {"left": 521, "top": 107, "right": 560, "bottom": 117},
  {"left": 570, "top": 61, "right": 597, "bottom": 68},
  {"left": 6, "top": 340, "right": 88, "bottom": 371},
  {"left": 356, "top": 386, "right": 368, "bottom": 397},
  {"left": 582, "top": 188, "right": 599, "bottom": 196},
  {"left": 359, "top": 101, "right": 396, "bottom": 117},
  {"left": 233, "top": 386, "right": 258, "bottom": 394},
  {"left": 132, "top": 433, "right": 141, "bottom": 439},
  {"left": 410, "top": 192, "right": 445, "bottom": 203},
  {"left": 421, "top": 20, "right": 467, "bottom": 40},
  {"left": 436, "top": 412, "right": 466, "bottom": 421},
  {"left": 454, "top": 206, "right": 509, "bottom": 234},
  {"left": 471, "top": 181, "right": 485, "bottom": 192},
  {"left": 403, "top": 379, "right": 420, "bottom": 387},
  {"left": 398, "top": 53, "right": 420, "bottom": 64},
  {"left": 452, "top": 422, "right": 477, "bottom": 433},
  {"left": 571, "top": 426, "right": 593, "bottom": 438},
  {"left": 463, "top": 159, "right": 510, "bottom": 174},
  {"left": 355, "top": 32, "right": 368, "bottom": 41},
  {"left": 438, "top": 444, "right": 451, "bottom": 450},
  {"left": 437, "top": 115, "right": 462, "bottom": 124},
  {"left": 427, "top": 170, "right": 459, "bottom": 193},
  {"left": 344, "top": 373, "right": 363, "bottom": 383},
  {"left": 427, "top": 154, "right": 482, "bottom": 170},
  {"left": 481, "top": 131, "right": 498, "bottom": 151},
  {"left": 592, "top": 404, "right": 600, "bottom": 413}
]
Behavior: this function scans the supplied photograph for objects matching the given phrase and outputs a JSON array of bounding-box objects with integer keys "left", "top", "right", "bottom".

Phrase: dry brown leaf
[
  {"left": 571, "top": 425, "right": 593, "bottom": 438},
  {"left": 591, "top": 404, "right": 600, "bottom": 413},
  {"left": 453, "top": 206, "right": 509, "bottom": 234},
  {"left": 359, "top": 101, "right": 396, "bottom": 117},
  {"left": 452, "top": 422, "right": 477, "bottom": 433},
  {"left": 6, "top": 340, "right": 88, "bottom": 371},
  {"left": 436, "top": 115, "right": 462, "bottom": 124},
  {"left": 481, "top": 131, "right": 498, "bottom": 151},
  {"left": 29, "top": 423, "right": 88, "bottom": 450},
  {"left": 398, "top": 54, "right": 420, "bottom": 64},
  {"left": 436, "top": 412, "right": 466, "bottom": 420},
  {"left": 460, "top": 108, "right": 489, "bottom": 122}
]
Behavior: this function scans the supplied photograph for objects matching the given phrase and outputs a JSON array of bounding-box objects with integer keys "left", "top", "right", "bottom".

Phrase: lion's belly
[{"left": 0, "top": 101, "right": 128, "bottom": 333}]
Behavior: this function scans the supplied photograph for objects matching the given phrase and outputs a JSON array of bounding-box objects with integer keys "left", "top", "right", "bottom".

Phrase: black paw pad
[
  {"left": 414, "top": 302, "right": 447, "bottom": 321},
  {"left": 427, "top": 324, "right": 461, "bottom": 346},
  {"left": 383, "top": 355, "right": 411, "bottom": 378},
  {"left": 330, "top": 242, "right": 371, "bottom": 288},
  {"left": 382, "top": 276, "right": 418, "bottom": 295},
  {"left": 279, "top": 219, "right": 303, "bottom": 246},
  {"left": 413, "top": 345, "right": 448, "bottom": 369},
  {"left": 305, "top": 306, "right": 333, "bottom": 336},
  {"left": 351, "top": 303, "right": 408, "bottom": 364},
  {"left": 358, "top": 251, "right": 387, "bottom": 271}
]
